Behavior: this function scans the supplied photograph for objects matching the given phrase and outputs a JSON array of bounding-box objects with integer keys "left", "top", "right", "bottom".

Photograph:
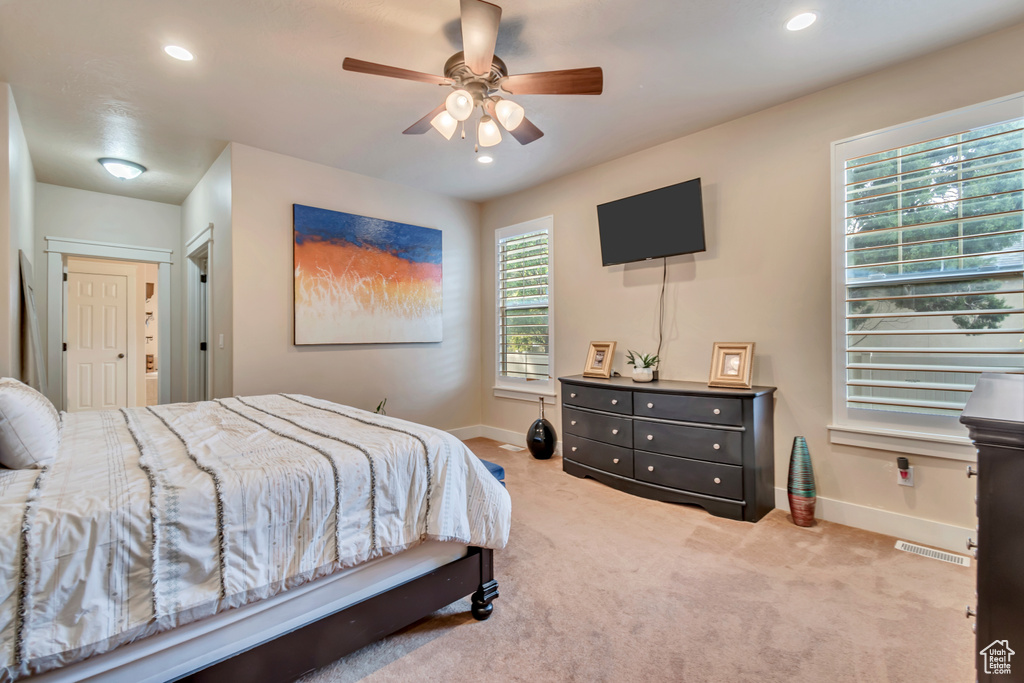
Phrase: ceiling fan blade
[
  {"left": 403, "top": 102, "right": 448, "bottom": 135},
  {"left": 508, "top": 117, "right": 544, "bottom": 145},
  {"left": 501, "top": 67, "right": 604, "bottom": 95},
  {"left": 460, "top": 0, "right": 502, "bottom": 76},
  {"left": 343, "top": 58, "right": 450, "bottom": 85}
]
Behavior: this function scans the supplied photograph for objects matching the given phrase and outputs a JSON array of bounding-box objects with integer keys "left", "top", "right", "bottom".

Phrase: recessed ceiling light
[
  {"left": 786, "top": 12, "right": 817, "bottom": 31},
  {"left": 477, "top": 155, "right": 494, "bottom": 164},
  {"left": 99, "top": 158, "right": 147, "bottom": 180},
  {"left": 163, "top": 45, "right": 194, "bottom": 61}
]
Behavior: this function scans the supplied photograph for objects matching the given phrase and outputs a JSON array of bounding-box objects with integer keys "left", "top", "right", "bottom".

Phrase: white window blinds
[
  {"left": 498, "top": 225, "right": 550, "bottom": 383},
  {"left": 842, "top": 117, "right": 1024, "bottom": 416}
]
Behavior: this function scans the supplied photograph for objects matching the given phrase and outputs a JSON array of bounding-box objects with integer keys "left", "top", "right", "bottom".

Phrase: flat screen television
[{"left": 597, "top": 177, "right": 706, "bottom": 266}]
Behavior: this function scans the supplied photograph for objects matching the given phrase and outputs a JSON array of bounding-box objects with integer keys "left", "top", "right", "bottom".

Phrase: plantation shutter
[
  {"left": 498, "top": 227, "right": 550, "bottom": 381},
  {"left": 843, "top": 117, "right": 1024, "bottom": 416}
]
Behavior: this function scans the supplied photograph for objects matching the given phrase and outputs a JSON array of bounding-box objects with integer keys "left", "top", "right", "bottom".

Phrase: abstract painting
[{"left": 293, "top": 204, "right": 442, "bottom": 344}]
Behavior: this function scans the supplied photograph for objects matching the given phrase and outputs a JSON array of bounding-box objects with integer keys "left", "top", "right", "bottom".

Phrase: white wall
[
  {"left": 0, "top": 83, "right": 36, "bottom": 381},
  {"left": 229, "top": 143, "right": 482, "bottom": 430},
  {"left": 33, "top": 183, "right": 184, "bottom": 400},
  {"left": 479, "top": 22, "right": 1024, "bottom": 540},
  {"left": 180, "top": 145, "right": 232, "bottom": 398}
]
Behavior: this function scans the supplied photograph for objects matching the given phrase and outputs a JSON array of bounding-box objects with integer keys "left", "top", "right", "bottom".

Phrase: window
[
  {"left": 832, "top": 94, "right": 1024, "bottom": 453},
  {"left": 495, "top": 217, "right": 553, "bottom": 399}
]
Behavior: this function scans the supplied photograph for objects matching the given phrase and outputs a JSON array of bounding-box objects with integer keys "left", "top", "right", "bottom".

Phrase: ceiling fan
[{"left": 342, "top": 0, "right": 603, "bottom": 150}]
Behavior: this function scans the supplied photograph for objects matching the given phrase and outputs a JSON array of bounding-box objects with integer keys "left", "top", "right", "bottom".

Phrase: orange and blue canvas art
[{"left": 293, "top": 204, "right": 442, "bottom": 344}]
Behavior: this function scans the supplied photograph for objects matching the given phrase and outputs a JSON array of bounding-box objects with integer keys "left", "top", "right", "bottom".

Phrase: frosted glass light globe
[
  {"left": 445, "top": 90, "right": 475, "bottom": 121},
  {"left": 494, "top": 99, "right": 525, "bottom": 131}
]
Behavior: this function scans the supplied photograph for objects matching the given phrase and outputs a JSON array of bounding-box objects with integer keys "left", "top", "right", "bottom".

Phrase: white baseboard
[
  {"left": 774, "top": 488, "right": 973, "bottom": 553},
  {"left": 447, "top": 425, "right": 562, "bottom": 456}
]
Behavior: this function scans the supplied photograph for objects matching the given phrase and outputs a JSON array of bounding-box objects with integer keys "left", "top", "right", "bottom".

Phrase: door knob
[{"left": 117, "top": 353, "right": 125, "bottom": 359}]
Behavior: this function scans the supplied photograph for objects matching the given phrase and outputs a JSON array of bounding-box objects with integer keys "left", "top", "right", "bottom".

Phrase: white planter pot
[{"left": 632, "top": 366, "right": 654, "bottom": 383}]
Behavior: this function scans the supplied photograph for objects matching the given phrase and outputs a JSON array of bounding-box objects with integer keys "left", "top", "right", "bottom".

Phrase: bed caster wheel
[{"left": 471, "top": 579, "right": 499, "bottom": 621}]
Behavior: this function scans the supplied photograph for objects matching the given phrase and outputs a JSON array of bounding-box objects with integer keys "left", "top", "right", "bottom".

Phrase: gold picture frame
[
  {"left": 708, "top": 342, "right": 755, "bottom": 389},
  {"left": 583, "top": 341, "right": 617, "bottom": 379}
]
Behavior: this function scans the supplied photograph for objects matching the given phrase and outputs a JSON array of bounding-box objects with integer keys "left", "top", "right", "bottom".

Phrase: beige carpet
[{"left": 302, "top": 438, "right": 974, "bottom": 682}]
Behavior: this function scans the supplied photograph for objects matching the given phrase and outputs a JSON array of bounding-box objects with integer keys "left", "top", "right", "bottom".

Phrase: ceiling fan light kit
[
  {"left": 430, "top": 110, "right": 459, "bottom": 140},
  {"left": 477, "top": 115, "right": 502, "bottom": 147},
  {"left": 494, "top": 99, "right": 525, "bottom": 131},
  {"left": 342, "top": 0, "right": 603, "bottom": 151},
  {"left": 445, "top": 89, "right": 475, "bottom": 121}
]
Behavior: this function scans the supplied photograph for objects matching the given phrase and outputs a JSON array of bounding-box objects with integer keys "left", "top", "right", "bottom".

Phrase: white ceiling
[{"left": 2, "top": 0, "right": 1024, "bottom": 206}]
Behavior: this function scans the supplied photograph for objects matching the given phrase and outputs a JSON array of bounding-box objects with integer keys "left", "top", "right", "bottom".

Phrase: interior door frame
[
  {"left": 186, "top": 224, "right": 214, "bottom": 402},
  {"left": 45, "top": 236, "right": 173, "bottom": 411},
  {"left": 66, "top": 259, "right": 139, "bottom": 409}
]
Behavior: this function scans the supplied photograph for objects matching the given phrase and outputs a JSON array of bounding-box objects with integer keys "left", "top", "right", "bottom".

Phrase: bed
[{"left": 0, "top": 388, "right": 511, "bottom": 682}]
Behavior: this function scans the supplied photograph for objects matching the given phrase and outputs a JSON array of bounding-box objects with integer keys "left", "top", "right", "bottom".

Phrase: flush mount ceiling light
[
  {"left": 477, "top": 155, "right": 494, "bottom": 164},
  {"left": 785, "top": 12, "right": 818, "bottom": 31},
  {"left": 163, "top": 45, "right": 194, "bottom": 61},
  {"left": 98, "top": 158, "right": 147, "bottom": 180},
  {"left": 342, "top": 0, "right": 603, "bottom": 150}
]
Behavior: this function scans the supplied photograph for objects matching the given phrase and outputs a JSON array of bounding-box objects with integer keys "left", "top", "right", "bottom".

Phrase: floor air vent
[
  {"left": 498, "top": 444, "right": 525, "bottom": 452},
  {"left": 895, "top": 540, "right": 971, "bottom": 567}
]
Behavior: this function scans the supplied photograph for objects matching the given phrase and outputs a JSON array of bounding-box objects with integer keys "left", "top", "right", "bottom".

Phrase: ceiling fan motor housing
[{"left": 444, "top": 50, "right": 509, "bottom": 103}]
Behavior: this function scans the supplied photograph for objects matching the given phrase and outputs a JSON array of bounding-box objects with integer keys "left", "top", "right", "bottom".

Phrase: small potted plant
[{"left": 626, "top": 350, "right": 659, "bottom": 383}]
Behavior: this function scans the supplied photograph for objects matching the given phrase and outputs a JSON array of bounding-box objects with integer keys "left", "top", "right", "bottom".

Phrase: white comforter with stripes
[{"left": 0, "top": 395, "right": 511, "bottom": 681}]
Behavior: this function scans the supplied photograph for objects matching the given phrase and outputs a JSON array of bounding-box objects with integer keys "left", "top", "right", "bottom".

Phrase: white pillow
[{"left": 0, "top": 378, "right": 61, "bottom": 469}]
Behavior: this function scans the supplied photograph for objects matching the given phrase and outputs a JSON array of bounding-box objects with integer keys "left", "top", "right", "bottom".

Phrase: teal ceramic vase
[{"left": 787, "top": 436, "right": 816, "bottom": 527}]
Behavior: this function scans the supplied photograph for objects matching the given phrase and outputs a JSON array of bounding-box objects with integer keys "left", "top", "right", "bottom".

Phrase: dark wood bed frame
[{"left": 179, "top": 547, "right": 497, "bottom": 682}]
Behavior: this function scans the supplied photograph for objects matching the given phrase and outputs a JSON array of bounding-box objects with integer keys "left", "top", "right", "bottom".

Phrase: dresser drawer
[
  {"left": 563, "top": 384, "right": 632, "bottom": 415},
  {"left": 564, "top": 435, "right": 634, "bottom": 478},
  {"left": 564, "top": 407, "right": 632, "bottom": 447},
  {"left": 634, "top": 392, "right": 742, "bottom": 426},
  {"left": 633, "top": 420, "right": 742, "bottom": 466},
  {"left": 635, "top": 450, "right": 743, "bottom": 500}
]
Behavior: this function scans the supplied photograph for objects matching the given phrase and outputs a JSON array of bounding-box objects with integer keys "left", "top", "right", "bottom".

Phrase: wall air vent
[{"left": 895, "top": 540, "right": 971, "bottom": 567}]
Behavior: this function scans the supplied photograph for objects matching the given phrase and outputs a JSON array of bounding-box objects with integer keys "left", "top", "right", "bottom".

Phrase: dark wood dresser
[
  {"left": 558, "top": 375, "right": 776, "bottom": 522},
  {"left": 960, "top": 373, "right": 1024, "bottom": 682}
]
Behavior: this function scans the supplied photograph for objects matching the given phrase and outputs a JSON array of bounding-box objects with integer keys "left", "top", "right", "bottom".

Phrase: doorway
[
  {"left": 65, "top": 257, "right": 155, "bottom": 411},
  {"left": 186, "top": 225, "right": 214, "bottom": 402}
]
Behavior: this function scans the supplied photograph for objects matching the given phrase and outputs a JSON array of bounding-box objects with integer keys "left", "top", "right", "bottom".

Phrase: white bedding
[{"left": 0, "top": 395, "right": 511, "bottom": 681}]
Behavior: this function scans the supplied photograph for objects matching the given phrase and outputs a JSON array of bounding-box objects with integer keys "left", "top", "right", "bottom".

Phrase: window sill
[
  {"left": 493, "top": 385, "right": 557, "bottom": 405},
  {"left": 827, "top": 424, "right": 976, "bottom": 462}
]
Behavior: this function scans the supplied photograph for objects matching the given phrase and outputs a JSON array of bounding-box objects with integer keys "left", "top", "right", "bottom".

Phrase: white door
[{"left": 67, "top": 272, "right": 128, "bottom": 411}]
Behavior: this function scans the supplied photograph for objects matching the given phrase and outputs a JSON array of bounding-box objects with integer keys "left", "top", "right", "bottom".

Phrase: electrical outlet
[{"left": 898, "top": 465, "right": 914, "bottom": 487}]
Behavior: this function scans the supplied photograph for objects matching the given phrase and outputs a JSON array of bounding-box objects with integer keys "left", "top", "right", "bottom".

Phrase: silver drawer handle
[
  {"left": 647, "top": 465, "right": 654, "bottom": 472},
  {"left": 713, "top": 443, "right": 720, "bottom": 450},
  {"left": 571, "top": 420, "right": 577, "bottom": 426},
  {"left": 612, "top": 429, "right": 619, "bottom": 435},
  {"left": 713, "top": 408, "right": 721, "bottom": 415},
  {"left": 647, "top": 402, "right": 654, "bottom": 409},
  {"left": 570, "top": 392, "right": 577, "bottom": 398},
  {"left": 611, "top": 399, "right": 618, "bottom": 405},
  {"left": 714, "top": 477, "right": 721, "bottom": 484},
  {"left": 613, "top": 458, "right": 619, "bottom": 464},
  {"left": 646, "top": 434, "right": 653, "bottom": 441},
  {"left": 571, "top": 446, "right": 577, "bottom": 452}
]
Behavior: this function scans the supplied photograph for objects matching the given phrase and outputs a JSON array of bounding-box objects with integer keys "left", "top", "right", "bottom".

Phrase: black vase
[{"left": 527, "top": 397, "right": 556, "bottom": 460}]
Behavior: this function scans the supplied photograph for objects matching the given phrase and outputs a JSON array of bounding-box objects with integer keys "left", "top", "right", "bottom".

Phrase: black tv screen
[{"left": 597, "top": 178, "right": 706, "bottom": 266}]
